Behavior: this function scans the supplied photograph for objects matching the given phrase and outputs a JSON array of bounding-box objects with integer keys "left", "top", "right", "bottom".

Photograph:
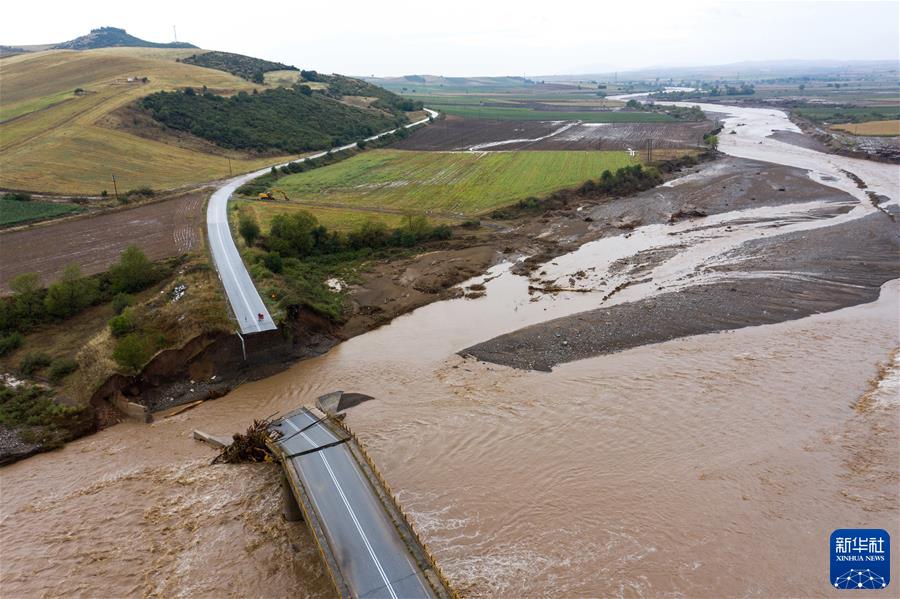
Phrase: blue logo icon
[{"left": 831, "top": 529, "right": 890, "bottom": 589}]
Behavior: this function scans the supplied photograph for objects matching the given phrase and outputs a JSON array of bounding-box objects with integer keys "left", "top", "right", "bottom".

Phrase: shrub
[
  {"left": 430, "top": 224, "right": 453, "bottom": 240},
  {"left": 347, "top": 219, "right": 390, "bottom": 250},
  {"left": 112, "top": 333, "right": 153, "bottom": 373},
  {"left": 0, "top": 383, "right": 82, "bottom": 431},
  {"left": 125, "top": 186, "right": 155, "bottom": 200},
  {"left": 239, "top": 214, "right": 261, "bottom": 247},
  {"left": 0, "top": 332, "right": 23, "bottom": 357},
  {"left": 44, "top": 264, "right": 99, "bottom": 318},
  {"left": 263, "top": 252, "right": 283, "bottom": 273},
  {"left": 267, "top": 211, "right": 319, "bottom": 257},
  {"left": 108, "top": 309, "right": 136, "bottom": 338},
  {"left": 9, "top": 272, "right": 44, "bottom": 325},
  {"left": 109, "top": 246, "right": 156, "bottom": 293},
  {"left": 20, "top": 352, "right": 51, "bottom": 376},
  {"left": 516, "top": 196, "right": 542, "bottom": 211},
  {"left": 111, "top": 293, "right": 134, "bottom": 315},
  {"left": 2, "top": 192, "right": 31, "bottom": 202},
  {"left": 461, "top": 219, "right": 481, "bottom": 229},
  {"left": 48, "top": 358, "right": 79, "bottom": 383}
]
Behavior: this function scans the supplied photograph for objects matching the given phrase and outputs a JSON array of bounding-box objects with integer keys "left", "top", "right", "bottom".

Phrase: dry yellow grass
[
  {"left": 831, "top": 120, "right": 900, "bottom": 137},
  {"left": 0, "top": 48, "right": 295, "bottom": 194}
]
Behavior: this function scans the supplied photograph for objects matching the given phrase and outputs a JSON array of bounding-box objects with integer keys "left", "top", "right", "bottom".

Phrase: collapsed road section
[{"left": 267, "top": 406, "right": 454, "bottom": 599}]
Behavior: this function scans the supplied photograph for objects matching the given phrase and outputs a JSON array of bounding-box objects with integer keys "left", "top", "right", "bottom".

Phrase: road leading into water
[
  {"left": 272, "top": 408, "right": 437, "bottom": 599},
  {"left": 206, "top": 109, "right": 438, "bottom": 334}
]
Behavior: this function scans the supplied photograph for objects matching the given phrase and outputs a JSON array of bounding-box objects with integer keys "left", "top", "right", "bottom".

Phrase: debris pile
[{"left": 212, "top": 418, "right": 274, "bottom": 464}]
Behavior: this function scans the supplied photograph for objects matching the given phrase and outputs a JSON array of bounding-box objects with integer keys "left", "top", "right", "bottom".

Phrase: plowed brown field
[
  {"left": 0, "top": 190, "right": 207, "bottom": 293},
  {"left": 395, "top": 115, "right": 714, "bottom": 151}
]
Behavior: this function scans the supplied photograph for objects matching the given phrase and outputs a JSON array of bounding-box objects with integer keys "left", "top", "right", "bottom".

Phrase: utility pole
[
  {"left": 173, "top": 25, "right": 177, "bottom": 43},
  {"left": 227, "top": 157, "right": 233, "bottom": 176},
  {"left": 111, "top": 173, "right": 119, "bottom": 203},
  {"left": 646, "top": 138, "right": 653, "bottom": 163}
]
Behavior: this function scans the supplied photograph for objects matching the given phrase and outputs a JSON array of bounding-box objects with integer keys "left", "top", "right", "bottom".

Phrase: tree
[
  {"left": 10, "top": 272, "right": 43, "bottom": 324},
  {"left": 44, "top": 264, "right": 98, "bottom": 318},
  {"left": 238, "top": 214, "right": 261, "bottom": 247},
  {"left": 347, "top": 219, "right": 389, "bottom": 250},
  {"left": 251, "top": 71, "right": 265, "bottom": 84},
  {"left": 263, "top": 252, "right": 283, "bottom": 273},
  {"left": 267, "top": 211, "right": 319, "bottom": 257},
  {"left": 109, "top": 246, "right": 155, "bottom": 293},
  {"left": 113, "top": 333, "right": 152, "bottom": 373}
]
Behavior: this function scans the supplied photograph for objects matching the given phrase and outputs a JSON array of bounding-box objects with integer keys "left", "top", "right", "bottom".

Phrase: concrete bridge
[{"left": 267, "top": 407, "right": 454, "bottom": 599}]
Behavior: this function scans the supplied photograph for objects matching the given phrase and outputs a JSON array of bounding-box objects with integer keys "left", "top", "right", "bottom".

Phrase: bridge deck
[{"left": 269, "top": 408, "right": 451, "bottom": 599}]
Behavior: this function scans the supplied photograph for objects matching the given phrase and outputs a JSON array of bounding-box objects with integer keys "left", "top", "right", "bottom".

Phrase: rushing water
[{"left": 1, "top": 103, "right": 898, "bottom": 598}]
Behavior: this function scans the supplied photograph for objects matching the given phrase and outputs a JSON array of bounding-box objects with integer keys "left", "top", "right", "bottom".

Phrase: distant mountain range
[
  {"left": 1, "top": 27, "right": 196, "bottom": 55},
  {"left": 547, "top": 59, "right": 900, "bottom": 82},
  {"left": 366, "top": 59, "right": 899, "bottom": 87}
]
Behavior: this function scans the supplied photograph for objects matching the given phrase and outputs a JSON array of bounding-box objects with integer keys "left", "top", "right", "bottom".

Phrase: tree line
[{"left": 0, "top": 247, "right": 167, "bottom": 357}]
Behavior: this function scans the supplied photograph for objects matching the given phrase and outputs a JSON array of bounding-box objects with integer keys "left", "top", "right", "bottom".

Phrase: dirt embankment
[
  {"left": 0, "top": 189, "right": 207, "bottom": 293},
  {"left": 783, "top": 114, "right": 900, "bottom": 164},
  {"left": 90, "top": 308, "right": 341, "bottom": 418}
]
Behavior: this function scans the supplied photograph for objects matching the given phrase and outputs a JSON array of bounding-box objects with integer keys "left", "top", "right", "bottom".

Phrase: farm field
[
  {"left": 269, "top": 149, "right": 637, "bottom": 215},
  {"left": 418, "top": 103, "right": 675, "bottom": 122},
  {"left": 792, "top": 105, "right": 900, "bottom": 124},
  {"left": 0, "top": 189, "right": 206, "bottom": 292},
  {"left": 831, "top": 119, "right": 900, "bottom": 136},
  {"left": 395, "top": 115, "right": 713, "bottom": 151},
  {"left": 0, "top": 48, "right": 296, "bottom": 194},
  {"left": 0, "top": 199, "right": 83, "bottom": 226}
]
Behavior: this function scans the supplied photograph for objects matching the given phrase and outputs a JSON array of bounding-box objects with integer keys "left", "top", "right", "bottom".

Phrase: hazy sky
[{"left": 3, "top": 1, "right": 898, "bottom": 76}]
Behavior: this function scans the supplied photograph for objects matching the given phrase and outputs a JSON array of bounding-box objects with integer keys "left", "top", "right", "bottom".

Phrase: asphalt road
[
  {"left": 206, "top": 109, "right": 438, "bottom": 335},
  {"left": 272, "top": 409, "right": 435, "bottom": 599}
]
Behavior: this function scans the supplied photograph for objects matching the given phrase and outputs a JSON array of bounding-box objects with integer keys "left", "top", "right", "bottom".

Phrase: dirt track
[
  {"left": 395, "top": 115, "right": 714, "bottom": 151},
  {"left": 0, "top": 190, "right": 207, "bottom": 293}
]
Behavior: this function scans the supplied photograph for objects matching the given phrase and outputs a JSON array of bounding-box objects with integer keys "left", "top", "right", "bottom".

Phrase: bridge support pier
[{"left": 281, "top": 473, "right": 303, "bottom": 522}]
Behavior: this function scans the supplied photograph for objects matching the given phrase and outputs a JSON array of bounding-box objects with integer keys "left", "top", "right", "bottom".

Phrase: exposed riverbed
[{"left": 1, "top": 102, "right": 898, "bottom": 597}]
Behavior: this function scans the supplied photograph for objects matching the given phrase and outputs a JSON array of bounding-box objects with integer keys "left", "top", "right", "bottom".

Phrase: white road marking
[
  {"left": 283, "top": 417, "right": 400, "bottom": 599},
  {"left": 207, "top": 109, "right": 438, "bottom": 335}
]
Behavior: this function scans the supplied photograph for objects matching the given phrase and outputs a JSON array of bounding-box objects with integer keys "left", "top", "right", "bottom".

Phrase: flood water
[{"left": 1, "top": 103, "right": 898, "bottom": 598}]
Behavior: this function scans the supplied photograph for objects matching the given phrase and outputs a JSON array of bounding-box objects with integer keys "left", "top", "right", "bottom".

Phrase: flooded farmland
[{"left": 1, "top": 101, "right": 898, "bottom": 598}]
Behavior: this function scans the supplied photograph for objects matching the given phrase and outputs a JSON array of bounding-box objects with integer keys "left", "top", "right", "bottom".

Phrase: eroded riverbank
[{"left": 1, "top": 101, "right": 898, "bottom": 597}]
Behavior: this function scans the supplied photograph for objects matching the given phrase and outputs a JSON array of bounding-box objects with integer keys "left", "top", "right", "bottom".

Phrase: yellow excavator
[{"left": 258, "top": 188, "right": 290, "bottom": 201}]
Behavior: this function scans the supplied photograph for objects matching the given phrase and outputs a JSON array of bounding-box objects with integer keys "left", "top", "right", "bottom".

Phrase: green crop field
[
  {"left": 270, "top": 149, "right": 638, "bottom": 215},
  {"left": 0, "top": 199, "right": 82, "bottom": 226}
]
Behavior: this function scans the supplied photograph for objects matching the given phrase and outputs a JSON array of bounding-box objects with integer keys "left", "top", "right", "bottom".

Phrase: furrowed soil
[
  {"left": 395, "top": 115, "right": 714, "bottom": 151},
  {"left": 0, "top": 189, "right": 206, "bottom": 292}
]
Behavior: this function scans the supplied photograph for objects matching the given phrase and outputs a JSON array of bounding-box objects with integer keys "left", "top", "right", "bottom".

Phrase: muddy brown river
[{"left": 1, "top": 103, "right": 898, "bottom": 598}]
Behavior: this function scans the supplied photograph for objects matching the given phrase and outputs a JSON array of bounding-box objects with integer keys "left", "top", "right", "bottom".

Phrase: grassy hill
[
  {"left": 0, "top": 47, "right": 412, "bottom": 194},
  {"left": 52, "top": 27, "right": 197, "bottom": 50}
]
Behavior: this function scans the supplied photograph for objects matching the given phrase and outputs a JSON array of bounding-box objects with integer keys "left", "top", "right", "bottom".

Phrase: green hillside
[{"left": 181, "top": 51, "right": 297, "bottom": 81}]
